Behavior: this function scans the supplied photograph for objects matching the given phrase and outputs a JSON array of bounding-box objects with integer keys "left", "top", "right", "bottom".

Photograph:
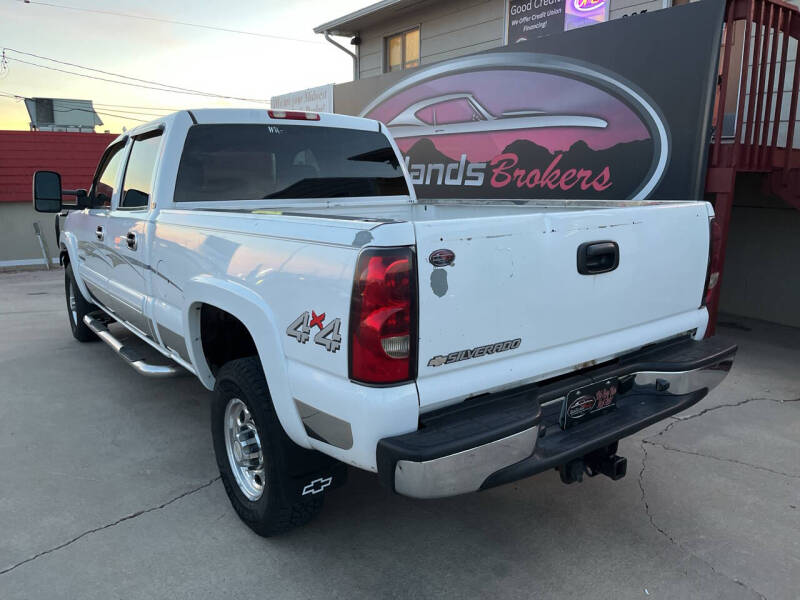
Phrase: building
[
  {"left": 314, "top": 0, "right": 669, "bottom": 81},
  {"left": 24, "top": 98, "right": 103, "bottom": 133},
  {"left": 0, "top": 130, "right": 116, "bottom": 268}
]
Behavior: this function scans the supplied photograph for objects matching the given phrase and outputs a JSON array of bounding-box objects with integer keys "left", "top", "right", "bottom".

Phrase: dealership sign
[
  {"left": 363, "top": 54, "right": 667, "bottom": 200},
  {"left": 335, "top": 0, "right": 724, "bottom": 200}
]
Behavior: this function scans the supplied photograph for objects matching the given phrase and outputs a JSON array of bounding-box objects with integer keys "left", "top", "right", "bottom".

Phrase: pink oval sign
[{"left": 362, "top": 53, "right": 668, "bottom": 200}]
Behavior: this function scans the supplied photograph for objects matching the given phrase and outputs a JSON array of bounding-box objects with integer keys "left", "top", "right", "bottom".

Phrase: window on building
[
  {"left": 90, "top": 143, "right": 126, "bottom": 208},
  {"left": 385, "top": 27, "right": 420, "bottom": 72},
  {"left": 120, "top": 131, "right": 162, "bottom": 209}
]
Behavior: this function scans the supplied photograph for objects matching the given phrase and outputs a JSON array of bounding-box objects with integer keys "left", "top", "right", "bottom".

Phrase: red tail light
[
  {"left": 349, "top": 247, "right": 416, "bottom": 385},
  {"left": 267, "top": 109, "right": 320, "bottom": 121},
  {"left": 702, "top": 217, "right": 722, "bottom": 307}
]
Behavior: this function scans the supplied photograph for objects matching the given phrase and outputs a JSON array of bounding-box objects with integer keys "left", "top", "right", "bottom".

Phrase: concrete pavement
[{"left": 0, "top": 269, "right": 797, "bottom": 599}]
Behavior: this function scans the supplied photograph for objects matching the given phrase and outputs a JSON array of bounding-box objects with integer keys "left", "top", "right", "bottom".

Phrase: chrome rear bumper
[
  {"left": 378, "top": 336, "right": 736, "bottom": 499},
  {"left": 395, "top": 427, "right": 539, "bottom": 498}
]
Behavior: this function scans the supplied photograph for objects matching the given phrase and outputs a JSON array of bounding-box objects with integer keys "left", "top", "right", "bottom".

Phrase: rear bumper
[{"left": 376, "top": 336, "right": 736, "bottom": 499}]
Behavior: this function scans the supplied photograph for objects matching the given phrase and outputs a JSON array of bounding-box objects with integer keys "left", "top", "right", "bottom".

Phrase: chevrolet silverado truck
[{"left": 33, "top": 108, "right": 736, "bottom": 536}]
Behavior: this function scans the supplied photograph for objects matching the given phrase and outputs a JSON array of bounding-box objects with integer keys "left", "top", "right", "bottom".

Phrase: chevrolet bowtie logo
[
  {"left": 302, "top": 476, "right": 333, "bottom": 495},
  {"left": 427, "top": 355, "right": 448, "bottom": 367}
]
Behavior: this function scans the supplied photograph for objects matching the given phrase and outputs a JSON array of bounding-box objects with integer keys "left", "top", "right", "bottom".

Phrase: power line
[
  {"left": 54, "top": 106, "right": 148, "bottom": 122},
  {"left": 47, "top": 98, "right": 180, "bottom": 112},
  {"left": 1, "top": 91, "right": 180, "bottom": 114},
  {"left": 6, "top": 48, "right": 236, "bottom": 96},
  {"left": 54, "top": 105, "right": 165, "bottom": 118},
  {"left": 3, "top": 48, "right": 271, "bottom": 103},
  {"left": 93, "top": 102, "right": 178, "bottom": 112},
  {"left": 0, "top": 93, "right": 148, "bottom": 122},
  {"left": 52, "top": 99, "right": 176, "bottom": 116},
  {"left": 2, "top": 90, "right": 162, "bottom": 122},
  {"left": 5, "top": 55, "right": 217, "bottom": 98},
  {"left": 21, "top": 0, "right": 325, "bottom": 45},
  {"left": 4, "top": 56, "right": 271, "bottom": 104}
]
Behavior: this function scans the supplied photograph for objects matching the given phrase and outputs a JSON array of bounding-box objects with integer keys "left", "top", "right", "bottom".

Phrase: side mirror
[{"left": 33, "top": 171, "right": 63, "bottom": 213}]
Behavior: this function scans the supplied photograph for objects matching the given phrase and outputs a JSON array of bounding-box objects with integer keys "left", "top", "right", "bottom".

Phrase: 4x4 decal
[{"left": 287, "top": 310, "right": 342, "bottom": 353}]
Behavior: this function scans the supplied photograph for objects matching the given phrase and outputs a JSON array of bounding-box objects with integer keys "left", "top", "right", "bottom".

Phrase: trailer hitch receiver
[{"left": 557, "top": 443, "right": 628, "bottom": 484}]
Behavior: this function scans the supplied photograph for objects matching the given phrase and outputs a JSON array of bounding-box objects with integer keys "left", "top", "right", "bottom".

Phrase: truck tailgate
[{"left": 413, "top": 201, "right": 711, "bottom": 410}]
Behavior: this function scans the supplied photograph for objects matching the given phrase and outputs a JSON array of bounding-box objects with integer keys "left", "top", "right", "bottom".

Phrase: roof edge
[{"left": 313, "top": 0, "right": 406, "bottom": 35}]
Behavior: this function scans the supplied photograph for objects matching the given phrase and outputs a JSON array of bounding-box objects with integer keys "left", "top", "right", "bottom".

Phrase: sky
[{"left": 0, "top": 0, "right": 368, "bottom": 132}]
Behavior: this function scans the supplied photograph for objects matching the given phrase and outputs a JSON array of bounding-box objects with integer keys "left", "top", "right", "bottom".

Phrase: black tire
[
  {"left": 65, "top": 263, "right": 98, "bottom": 342},
  {"left": 211, "top": 357, "right": 324, "bottom": 536}
]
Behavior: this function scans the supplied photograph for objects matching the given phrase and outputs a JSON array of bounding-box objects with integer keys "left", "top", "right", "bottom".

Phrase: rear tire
[
  {"left": 65, "top": 264, "right": 98, "bottom": 342},
  {"left": 211, "top": 357, "right": 324, "bottom": 536}
]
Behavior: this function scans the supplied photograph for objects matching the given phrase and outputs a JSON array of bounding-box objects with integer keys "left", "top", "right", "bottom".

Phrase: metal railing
[{"left": 711, "top": 0, "right": 800, "bottom": 174}]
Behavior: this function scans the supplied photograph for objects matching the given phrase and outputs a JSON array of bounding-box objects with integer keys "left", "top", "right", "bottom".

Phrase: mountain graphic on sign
[{"left": 404, "top": 137, "right": 655, "bottom": 200}]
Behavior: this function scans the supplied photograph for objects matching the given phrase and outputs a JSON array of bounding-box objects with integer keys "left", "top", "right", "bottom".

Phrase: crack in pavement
[
  {"left": 650, "top": 396, "right": 799, "bottom": 439},
  {"left": 642, "top": 396, "right": 800, "bottom": 480},
  {"left": 633, "top": 396, "right": 800, "bottom": 600},
  {"left": 643, "top": 439, "right": 799, "bottom": 479},
  {"left": 637, "top": 440, "right": 677, "bottom": 543},
  {"left": 637, "top": 440, "right": 766, "bottom": 599},
  {"left": 0, "top": 477, "right": 220, "bottom": 577}
]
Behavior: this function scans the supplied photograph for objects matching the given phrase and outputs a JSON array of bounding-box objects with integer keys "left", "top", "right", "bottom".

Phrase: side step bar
[{"left": 83, "top": 314, "right": 183, "bottom": 378}]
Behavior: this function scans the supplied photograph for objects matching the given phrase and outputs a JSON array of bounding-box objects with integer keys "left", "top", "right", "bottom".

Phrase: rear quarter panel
[{"left": 150, "top": 210, "right": 419, "bottom": 470}]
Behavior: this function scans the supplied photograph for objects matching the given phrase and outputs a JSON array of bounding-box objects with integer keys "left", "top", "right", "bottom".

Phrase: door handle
[
  {"left": 577, "top": 241, "right": 619, "bottom": 275},
  {"left": 95, "top": 226, "right": 104, "bottom": 241},
  {"left": 125, "top": 231, "right": 138, "bottom": 250}
]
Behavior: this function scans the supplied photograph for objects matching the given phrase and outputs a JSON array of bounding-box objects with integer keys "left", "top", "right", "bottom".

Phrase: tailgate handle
[{"left": 577, "top": 241, "right": 619, "bottom": 275}]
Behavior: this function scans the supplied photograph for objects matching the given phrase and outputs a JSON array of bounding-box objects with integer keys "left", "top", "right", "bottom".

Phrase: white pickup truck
[{"left": 33, "top": 108, "right": 736, "bottom": 536}]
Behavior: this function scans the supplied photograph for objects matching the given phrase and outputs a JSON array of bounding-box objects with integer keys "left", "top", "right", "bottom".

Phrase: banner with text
[
  {"left": 271, "top": 84, "right": 334, "bottom": 113},
  {"left": 507, "top": 0, "right": 566, "bottom": 43}
]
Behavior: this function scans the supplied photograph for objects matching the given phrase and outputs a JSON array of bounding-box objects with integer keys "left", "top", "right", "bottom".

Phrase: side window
[
  {"left": 120, "top": 131, "right": 163, "bottom": 209},
  {"left": 90, "top": 144, "right": 126, "bottom": 208},
  {"left": 416, "top": 98, "right": 485, "bottom": 125}
]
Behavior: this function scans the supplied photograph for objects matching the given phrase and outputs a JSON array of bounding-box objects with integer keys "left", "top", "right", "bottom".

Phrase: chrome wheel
[
  {"left": 224, "top": 398, "right": 265, "bottom": 501},
  {"left": 68, "top": 281, "right": 78, "bottom": 325}
]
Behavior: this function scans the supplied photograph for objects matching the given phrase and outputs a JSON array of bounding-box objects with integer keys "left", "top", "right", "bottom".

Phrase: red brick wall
[{"left": 0, "top": 130, "right": 117, "bottom": 203}]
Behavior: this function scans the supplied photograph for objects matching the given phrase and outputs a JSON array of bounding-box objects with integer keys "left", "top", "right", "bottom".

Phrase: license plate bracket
[{"left": 560, "top": 377, "right": 619, "bottom": 430}]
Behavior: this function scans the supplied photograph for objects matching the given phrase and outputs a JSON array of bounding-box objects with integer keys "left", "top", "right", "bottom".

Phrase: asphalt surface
[{"left": 1, "top": 269, "right": 798, "bottom": 600}]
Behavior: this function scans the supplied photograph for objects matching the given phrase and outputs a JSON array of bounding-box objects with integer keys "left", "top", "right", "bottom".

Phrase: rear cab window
[{"left": 174, "top": 124, "right": 409, "bottom": 202}]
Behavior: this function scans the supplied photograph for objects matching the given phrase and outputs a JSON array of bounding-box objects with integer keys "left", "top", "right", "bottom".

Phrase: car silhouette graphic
[{"left": 385, "top": 92, "right": 608, "bottom": 138}]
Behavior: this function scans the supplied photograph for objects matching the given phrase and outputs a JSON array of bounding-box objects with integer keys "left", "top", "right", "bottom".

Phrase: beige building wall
[
  {"left": 718, "top": 179, "right": 800, "bottom": 328},
  {"left": 356, "top": 0, "right": 506, "bottom": 79},
  {"left": 609, "top": 0, "right": 665, "bottom": 19},
  {"left": 354, "top": 0, "right": 669, "bottom": 80},
  {"left": 0, "top": 202, "right": 60, "bottom": 269}
]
